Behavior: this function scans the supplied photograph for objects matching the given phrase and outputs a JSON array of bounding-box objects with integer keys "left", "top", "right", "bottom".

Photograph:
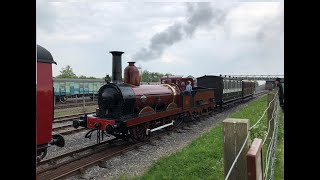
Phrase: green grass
[
  {"left": 130, "top": 123, "right": 225, "bottom": 180},
  {"left": 274, "top": 110, "right": 284, "bottom": 180},
  {"left": 120, "top": 95, "right": 284, "bottom": 180}
]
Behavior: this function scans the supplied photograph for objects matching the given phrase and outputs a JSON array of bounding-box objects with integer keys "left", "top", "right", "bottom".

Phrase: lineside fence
[
  {"left": 54, "top": 93, "right": 98, "bottom": 113},
  {"left": 223, "top": 89, "right": 281, "bottom": 180}
]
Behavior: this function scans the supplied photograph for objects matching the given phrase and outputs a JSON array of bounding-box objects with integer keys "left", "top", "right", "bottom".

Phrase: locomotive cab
[{"left": 160, "top": 76, "right": 194, "bottom": 92}]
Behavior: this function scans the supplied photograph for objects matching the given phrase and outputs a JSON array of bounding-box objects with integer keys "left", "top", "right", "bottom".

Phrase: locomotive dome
[{"left": 37, "top": 44, "right": 57, "bottom": 64}]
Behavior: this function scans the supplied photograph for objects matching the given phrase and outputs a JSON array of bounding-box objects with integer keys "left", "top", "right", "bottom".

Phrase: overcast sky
[{"left": 37, "top": 0, "right": 284, "bottom": 79}]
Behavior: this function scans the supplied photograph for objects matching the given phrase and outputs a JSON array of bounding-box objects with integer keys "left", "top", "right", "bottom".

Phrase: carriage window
[{"left": 60, "top": 83, "right": 65, "bottom": 89}]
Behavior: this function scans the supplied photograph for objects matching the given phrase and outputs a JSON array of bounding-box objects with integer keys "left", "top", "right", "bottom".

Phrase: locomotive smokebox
[
  {"left": 124, "top": 62, "right": 140, "bottom": 86},
  {"left": 110, "top": 51, "right": 124, "bottom": 84}
]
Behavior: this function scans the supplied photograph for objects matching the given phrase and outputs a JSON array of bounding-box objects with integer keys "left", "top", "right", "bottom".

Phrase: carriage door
[{"left": 70, "top": 82, "right": 75, "bottom": 96}]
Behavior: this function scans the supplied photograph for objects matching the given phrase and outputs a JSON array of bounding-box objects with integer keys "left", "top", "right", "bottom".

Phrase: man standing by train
[{"left": 275, "top": 78, "right": 284, "bottom": 112}]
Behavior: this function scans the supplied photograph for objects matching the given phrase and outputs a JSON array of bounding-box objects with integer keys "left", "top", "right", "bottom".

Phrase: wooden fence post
[
  {"left": 223, "top": 118, "right": 250, "bottom": 180},
  {"left": 247, "top": 138, "right": 264, "bottom": 180},
  {"left": 266, "top": 91, "right": 276, "bottom": 145}
]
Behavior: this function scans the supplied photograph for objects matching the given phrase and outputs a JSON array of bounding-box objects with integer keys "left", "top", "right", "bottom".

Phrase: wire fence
[
  {"left": 264, "top": 98, "right": 280, "bottom": 180},
  {"left": 54, "top": 94, "right": 98, "bottom": 110},
  {"left": 225, "top": 90, "right": 281, "bottom": 180}
]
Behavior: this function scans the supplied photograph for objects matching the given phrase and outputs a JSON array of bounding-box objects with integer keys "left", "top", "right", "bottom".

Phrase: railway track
[
  {"left": 53, "top": 112, "right": 95, "bottom": 135},
  {"left": 38, "top": 91, "right": 268, "bottom": 180},
  {"left": 52, "top": 126, "right": 86, "bottom": 136},
  {"left": 37, "top": 122, "right": 186, "bottom": 180},
  {"left": 254, "top": 90, "right": 268, "bottom": 97},
  {"left": 54, "top": 102, "right": 97, "bottom": 109},
  {"left": 37, "top": 140, "right": 151, "bottom": 180},
  {"left": 37, "top": 137, "right": 121, "bottom": 169},
  {"left": 54, "top": 112, "right": 95, "bottom": 123}
]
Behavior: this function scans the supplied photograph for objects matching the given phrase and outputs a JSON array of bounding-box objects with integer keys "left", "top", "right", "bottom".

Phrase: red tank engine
[
  {"left": 37, "top": 45, "right": 65, "bottom": 160},
  {"left": 73, "top": 51, "right": 215, "bottom": 142}
]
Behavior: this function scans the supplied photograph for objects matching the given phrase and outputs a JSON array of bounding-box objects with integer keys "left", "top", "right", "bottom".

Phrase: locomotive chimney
[{"left": 110, "top": 51, "right": 124, "bottom": 84}]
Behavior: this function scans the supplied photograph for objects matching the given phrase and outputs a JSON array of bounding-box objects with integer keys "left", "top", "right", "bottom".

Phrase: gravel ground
[{"left": 63, "top": 102, "right": 250, "bottom": 180}]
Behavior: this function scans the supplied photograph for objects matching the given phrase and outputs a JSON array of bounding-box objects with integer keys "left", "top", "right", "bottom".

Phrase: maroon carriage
[{"left": 37, "top": 45, "right": 65, "bottom": 160}]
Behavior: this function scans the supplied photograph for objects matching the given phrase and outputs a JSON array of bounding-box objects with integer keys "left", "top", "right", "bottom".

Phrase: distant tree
[
  {"left": 56, "top": 65, "right": 77, "bottom": 78},
  {"left": 141, "top": 70, "right": 174, "bottom": 82},
  {"left": 78, "top": 75, "right": 87, "bottom": 79},
  {"left": 87, "top": 76, "right": 97, "bottom": 79},
  {"left": 141, "top": 70, "right": 150, "bottom": 82},
  {"left": 78, "top": 75, "right": 98, "bottom": 79},
  {"left": 150, "top": 72, "right": 163, "bottom": 82}
]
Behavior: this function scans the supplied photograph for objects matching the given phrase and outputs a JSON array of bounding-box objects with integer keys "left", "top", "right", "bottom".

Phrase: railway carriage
[
  {"left": 242, "top": 80, "right": 255, "bottom": 98},
  {"left": 265, "top": 80, "right": 275, "bottom": 91},
  {"left": 196, "top": 75, "right": 243, "bottom": 107},
  {"left": 37, "top": 45, "right": 65, "bottom": 160},
  {"left": 53, "top": 78, "right": 105, "bottom": 102}
]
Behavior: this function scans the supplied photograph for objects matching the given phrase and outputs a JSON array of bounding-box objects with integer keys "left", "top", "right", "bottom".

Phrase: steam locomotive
[{"left": 73, "top": 51, "right": 216, "bottom": 142}]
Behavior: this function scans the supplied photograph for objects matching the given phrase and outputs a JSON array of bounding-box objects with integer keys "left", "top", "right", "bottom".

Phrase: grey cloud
[
  {"left": 38, "top": 2, "right": 283, "bottom": 77},
  {"left": 255, "top": 11, "right": 283, "bottom": 43},
  {"left": 37, "top": 0, "right": 57, "bottom": 33},
  {"left": 133, "top": 2, "right": 228, "bottom": 62}
]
